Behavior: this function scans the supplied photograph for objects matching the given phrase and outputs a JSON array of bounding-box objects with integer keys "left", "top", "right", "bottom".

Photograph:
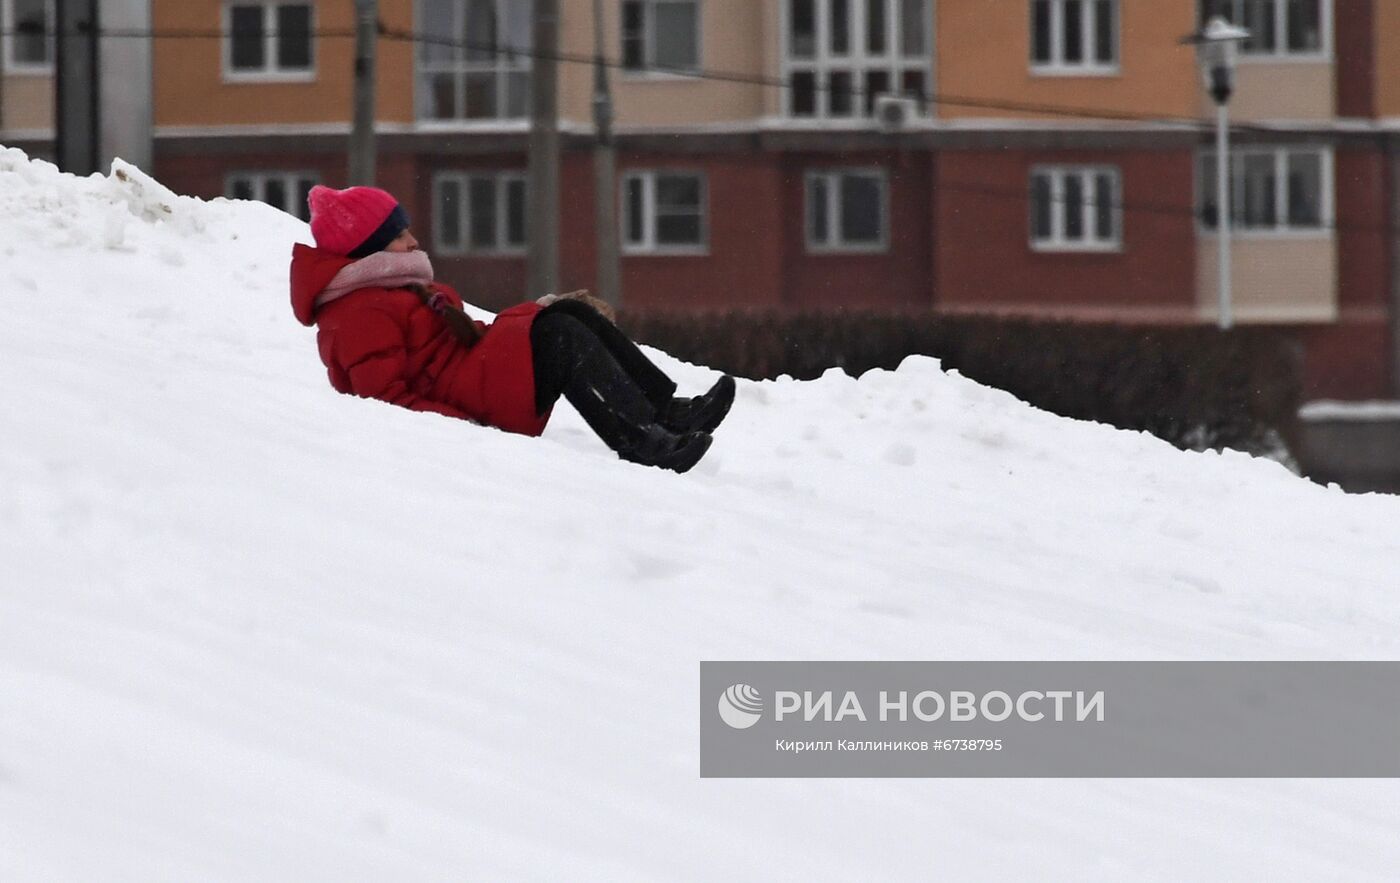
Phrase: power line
[
  {"left": 377, "top": 25, "right": 1309, "bottom": 134},
  {"left": 9, "top": 25, "right": 1392, "bottom": 237},
  {"left": 1, "top": 24, "right": 1355, "bottom": 136}
]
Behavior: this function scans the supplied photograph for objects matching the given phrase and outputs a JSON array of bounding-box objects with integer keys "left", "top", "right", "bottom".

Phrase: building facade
[{"left": 2, "top": 0, "right": 1397, "bottom": 399}]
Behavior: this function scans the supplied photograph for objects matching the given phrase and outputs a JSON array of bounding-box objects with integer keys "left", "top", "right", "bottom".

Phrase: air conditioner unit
[{"left": 873, "top": 94, "right": 919, "bottom": 133}]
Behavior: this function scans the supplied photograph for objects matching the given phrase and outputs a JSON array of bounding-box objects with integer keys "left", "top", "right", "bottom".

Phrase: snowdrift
[{"left": 3, "top": 148, "right": 1400, "bottom": 881}]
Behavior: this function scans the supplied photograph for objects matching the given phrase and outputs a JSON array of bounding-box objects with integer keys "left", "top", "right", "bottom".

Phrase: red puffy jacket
[{"left": 290, "top": 243, "right": 550, "bottom": 436}]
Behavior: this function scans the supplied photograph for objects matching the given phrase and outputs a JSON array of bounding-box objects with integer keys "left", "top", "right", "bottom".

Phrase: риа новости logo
[{"left": 718, "top": 684, "right": 764, "bottom": 729}]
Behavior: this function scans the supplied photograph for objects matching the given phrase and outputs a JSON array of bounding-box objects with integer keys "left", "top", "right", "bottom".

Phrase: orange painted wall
[
  {"left": 153, "top": 0, "right": 415, "bottom": 128},
  {"left": 1375, "top": 0, "right": 1400, "bottom": 116},
  {"left": 935, "top": 0, "right": 1199, "bottom": 121}
]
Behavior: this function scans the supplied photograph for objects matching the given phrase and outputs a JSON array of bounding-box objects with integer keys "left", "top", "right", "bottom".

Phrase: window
[
  {"left": 622, "top": 171, "right": 706, "bottom": 253},
  {"left": 434, "top": 172, "right": 528, "bottom": 255},
  {"left": 805, "top": 169, "right": 887, "bottom": 252},
  {"left": 226, "top": 172, "right": 319, "bottom": 222},
  {"left": 1030, "top": 0, "right": 1117, "bottom": 72},
  {"left": 621, "top": 0, "right": 699, "bottom": 73},
  {"left": 2, "top": 0, "right": 53, "bottom": 72},
  {"left": 225, "top": 2, "right": 314, "bottom": 78},
  {"left": 1029, "top": 166, "right": 1121, "bottom": 251},
  {"left": 418, "top": 0, "right": 532, "bottom": 121},
  {"left": 1198, "top": 147, "right": 1328, "bottom": 232},
  {"left": 1197, "top": 0, "right": 1327, "bottom": 57},
  {"left": 784, "top": 0, "right": 931, "bottom": 119}
]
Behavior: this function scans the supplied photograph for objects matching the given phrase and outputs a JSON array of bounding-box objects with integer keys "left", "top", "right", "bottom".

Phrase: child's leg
[
  {"left": 537, "top": 299, "right": 678, "bottom": 407},
  {"left": 530, "top": 310, "right": 655, "bottom": 451}
]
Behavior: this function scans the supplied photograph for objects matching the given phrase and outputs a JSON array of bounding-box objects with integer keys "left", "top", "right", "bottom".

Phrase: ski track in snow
[{"left": 3, "top": 148, "right": 1400, "bottom": 881}]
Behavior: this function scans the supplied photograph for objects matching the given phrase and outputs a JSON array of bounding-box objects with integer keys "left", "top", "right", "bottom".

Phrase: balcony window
[
  {"left": 3, "top": 0, "right": 54, "bottom": 72},
  {"left": 1197, "top": 0, "right": 1327, "bottom": 57},
  {"left": 1198, "top": 147, "right": 1329, "bottom": 232},
  {"left": 784, "top": 0, "right": 931, "bottom": 119},
  {"left": 418, "top": 0, "right": 532, "bottom": 121}
]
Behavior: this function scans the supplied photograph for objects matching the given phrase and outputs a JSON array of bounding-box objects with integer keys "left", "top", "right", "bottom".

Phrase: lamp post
[{"left": 1183, "top": 17, "right": 1250, "bottom": 330}]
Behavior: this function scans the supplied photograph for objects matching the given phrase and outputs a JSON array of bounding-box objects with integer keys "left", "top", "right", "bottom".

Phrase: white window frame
[
  {"left": 1199, "top": 0, "right": 1332, "bottom": 62},
  {"left": 780, "top": 0, "right": 934, "bottom": 121},
  {"left": 433, "top": 171, "right": 529, "bottom": 257},
  {"left": 1028, "top": 165, "right": 1122, "bottom": 253},
  {"left": 2, "top": 0, "right": 54, "bottom": 74},
  {"left": 804, "top": 167, "right": 889, "bottom": 254},
  {"left": 414, "top": 0, "right": 533, "bottom": 124},
  {"left": 222, "top": 1, "right": 317, "bottom": 83},
  {"left": 1029, "top": 0, "right": 1119, "bottom": 76},
  {"left": 621, "top": 170, "right": 708, "bottom": 255},
  {"left": 620, "top": 0, "right": 702, "bottom": 78},
  {"left": 225, "top": 171, "right": 320, "bottom": 221},
  {"left": 1195, "top": 146, "right": 1333, "bottom": 238}
]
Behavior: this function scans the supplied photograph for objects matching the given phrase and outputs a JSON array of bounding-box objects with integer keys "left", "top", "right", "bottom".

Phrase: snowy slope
[{"left": 3, "top": 147, "right": 1400, "bottom": 882}]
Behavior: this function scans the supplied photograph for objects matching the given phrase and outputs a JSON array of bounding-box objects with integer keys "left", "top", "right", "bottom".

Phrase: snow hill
[{"left": 3, "top": 147, "right": 1400, "bottom": 881}]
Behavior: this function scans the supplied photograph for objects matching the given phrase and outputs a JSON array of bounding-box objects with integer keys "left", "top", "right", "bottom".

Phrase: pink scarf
[{"left": 315, "top": 250, "right": 435, "bottom": 310}]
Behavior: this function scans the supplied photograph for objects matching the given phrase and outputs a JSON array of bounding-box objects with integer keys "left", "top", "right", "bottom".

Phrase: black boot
[
  {"left": 618, "top": 425, "right": 714, "bottom": 474},
  {"left": 656, "top": 375, "right": 736, "bottom": 435},
  {"left": 532, "top": 311, "right": 714, "bottom": 473}
]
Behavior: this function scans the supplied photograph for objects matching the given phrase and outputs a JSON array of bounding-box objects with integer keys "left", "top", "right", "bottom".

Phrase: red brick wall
[
  {"left": 1294, "top": 321, "right": 1391, "bottom": 400},
  {"left": 155, "top": 151, "right": 350, "bottom": 204},
  {"left": 557, "top": 152, "right": 598, "bottom": 300},
  {"left": 412, "top": 152, "right": 529, "bottom": 311},
  {"left": 934, "top": 149, "right": 1197, "bottom": 320},
  {"left": 777, "top": 151, "right": 934, "bottom": 310},
  {"left": 1299, "top": 146, "right": 1393, "bottom": 400},
  {"left": 609, "top": 152, "right": 787, "bottom": 313},
  {"left": 437, "top": 151, "right": 790, "bottom": 314},
  {"left": 1335, "top": 0, "right": 1377, "bottom": 119},
  {"left": 1335, "top": 148, "right": 1389, "bottom": 315}
]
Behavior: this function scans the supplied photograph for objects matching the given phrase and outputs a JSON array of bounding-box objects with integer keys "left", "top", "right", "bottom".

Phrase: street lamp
[{"left": 1182, "top": 16, "right": 1250, "bottom": 330}]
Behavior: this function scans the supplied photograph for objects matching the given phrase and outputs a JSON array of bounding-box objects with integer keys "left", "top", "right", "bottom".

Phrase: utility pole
[
  {"left": 526, "top": 0, "right": 560, "bottom": 297},
  {"left": 1389, "top": 136, "right": 1400, "bottom": 396},
  {"left": 349, "top": 0, "right": 378, "bottom": 186},
  {"left": 0, "top": 0, "right": 7, "bottom": 135},
  {"left": 591, "top": 0, "right": 621, "bottom": 307},
  {"left": 99, "top": 0, "right": 153, "bottom": 173},
  {"left": 54, "top": 0, "right": 100, "bottom": 176}
]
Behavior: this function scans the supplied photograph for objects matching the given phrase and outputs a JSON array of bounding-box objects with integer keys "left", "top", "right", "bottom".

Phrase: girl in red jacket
[{"left": 290, "top": 185, "right": 732, "bottom": 473}]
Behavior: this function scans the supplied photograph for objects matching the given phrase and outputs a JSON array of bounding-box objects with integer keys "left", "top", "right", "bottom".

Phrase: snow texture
[{"left": 3, "top": 147, "right": 1400, "bottom": 881}]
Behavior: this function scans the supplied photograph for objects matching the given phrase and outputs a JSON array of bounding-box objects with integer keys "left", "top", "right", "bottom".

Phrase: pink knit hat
[{"left": 307, "top": 185, "right": 411, "bottom": 258}]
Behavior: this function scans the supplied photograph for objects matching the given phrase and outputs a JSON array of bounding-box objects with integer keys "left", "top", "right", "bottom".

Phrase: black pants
[{"left": 530, "top": 299, "right": 678, "bottom": 451}]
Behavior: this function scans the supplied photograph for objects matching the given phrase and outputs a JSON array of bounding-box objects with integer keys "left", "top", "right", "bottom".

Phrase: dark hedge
[{"left": 619, "top": 309, "right": 1302, "bottom": 457}]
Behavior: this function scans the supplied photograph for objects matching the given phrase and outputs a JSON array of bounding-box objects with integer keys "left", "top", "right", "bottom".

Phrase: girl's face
[{"left": 385, "top": 229, "right": 420, "bottom": 253}]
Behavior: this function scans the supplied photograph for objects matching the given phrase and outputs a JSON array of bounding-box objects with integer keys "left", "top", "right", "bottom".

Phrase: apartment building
[{"left": 2, "top": 0, "right": 1397, "bottom": 399}]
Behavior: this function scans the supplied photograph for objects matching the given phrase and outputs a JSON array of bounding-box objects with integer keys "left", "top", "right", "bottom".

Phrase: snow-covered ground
[{"left": 3, "top": 148, "right": 1400, "bottom": 881}]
